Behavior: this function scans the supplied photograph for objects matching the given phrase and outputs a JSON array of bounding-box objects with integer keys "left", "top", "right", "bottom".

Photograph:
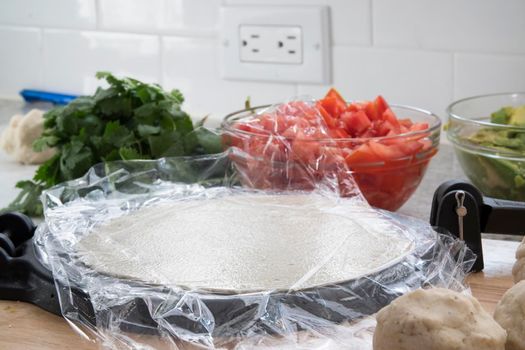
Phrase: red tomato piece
[
  {"left": 345, "top": 144, "right": 382, "bottom": 166},
  {"left": 364, "top": 95, "right": 391, "bottom": 121},
  {"left": 398, "top": 140, "right": 424, "bottom": 155},
  {"left": 318, "top": 97, "right": 346, "bottom": 119},
  {"left": 382, "top": 108, "right": 398, "bottom": 124},
  {"left": 292, "top": 138, "right": 319, "bottom": 163},
  {"left": 368, "top": 141, "right": 406, "bottom": 161},
  {"left": 409, "top": 122, "right": 429, "bottom": 132},
  {"left": 347, "top": 102, "right": 366, "bottom": 112},
  {"left": 364, "top": 101, "right": 380, "bottom": 121},
  {"left": 398, "top": 118, "right": 413, "bottom": 128},
  {"left": 340, "top": 110, "right": 372, "bottom": 136},
  {"left": 329, "top": 128, "right": 350, "bottom": 139},
  {"left": 374, "top": 95, "right": 390, "bottom": 116},
  {"left": 324, "top": 88, "right": 346, "bottom": 106},
  {"left": 316, "top": 103, "right": 338, "bottom": 128}
]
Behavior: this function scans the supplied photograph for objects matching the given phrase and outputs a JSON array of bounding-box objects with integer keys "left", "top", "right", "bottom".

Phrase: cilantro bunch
[{"left": 4, "top": 72, "right": 222, "bottom": 216}]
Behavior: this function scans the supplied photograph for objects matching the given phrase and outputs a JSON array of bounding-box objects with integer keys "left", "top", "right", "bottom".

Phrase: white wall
[{"left": 1, "top": 0, "right": 525, "bottom": 123}]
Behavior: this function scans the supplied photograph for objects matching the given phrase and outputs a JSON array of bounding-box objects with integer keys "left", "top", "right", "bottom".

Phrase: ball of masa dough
[
  {"left": 373, "top": 288, "right": 506, "bottom": 350},
  {"left": 494, "top": 280, "right": 525, "bottom": 350},
  {"left": 512, "top": 237, "right": 525, "bottom": 283}
]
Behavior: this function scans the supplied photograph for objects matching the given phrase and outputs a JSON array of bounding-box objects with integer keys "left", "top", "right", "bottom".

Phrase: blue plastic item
[{"left": 20, "top": 89, "right": 78, "bottom": 105}]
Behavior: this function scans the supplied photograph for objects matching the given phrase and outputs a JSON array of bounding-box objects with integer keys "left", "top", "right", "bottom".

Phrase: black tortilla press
[{"left": 1, "top": 179, "right": 524, "bottom": 337}]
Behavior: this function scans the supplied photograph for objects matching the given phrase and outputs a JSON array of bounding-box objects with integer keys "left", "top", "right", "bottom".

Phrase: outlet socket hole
[{"left": 278, "top": 41, "right": 284, "bottom": 48}]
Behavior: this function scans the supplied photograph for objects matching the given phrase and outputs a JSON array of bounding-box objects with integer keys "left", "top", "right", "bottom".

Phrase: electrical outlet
[
  {"left": 239, "top": 25, "right": 303, "bottom": 64},
  {"left": 221, "top": 6, "right": 331, "bottom": 84}
]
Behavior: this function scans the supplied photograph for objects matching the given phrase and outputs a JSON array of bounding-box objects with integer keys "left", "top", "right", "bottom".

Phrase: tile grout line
[
  {"left": 369, "top": 0, "right": 374, "bottom": 46},
  {"left": 38, "top": 27, "right": 44, "bottom": 90},
  {"left": 94, "top": 0, "right": 101, "bottom": 30},
  {"left": 0, "top": 23, "right": 521, "bottom": 57},
  {"left": 159, "top": 36, "right": 164, "bottom": 86},
  {"left": 451, "top": 52, "right": 457, "bottom": 100}
]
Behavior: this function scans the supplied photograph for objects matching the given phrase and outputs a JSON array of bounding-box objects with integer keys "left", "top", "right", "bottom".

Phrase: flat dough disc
[{"left": 77, "top": 193, "right": 414, "bottom": 291}]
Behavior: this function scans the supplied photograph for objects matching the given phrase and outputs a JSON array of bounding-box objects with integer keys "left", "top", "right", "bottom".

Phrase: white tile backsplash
[
  {"left": 373, "top": 0, "right": 525, "bottom": 54},
  {"left": 298, "top": 47, "right": 453, "bottom": 117},
  {"left": 42, "top": 30, "right": 160, "bottom": 94},
  {"left": 0, "top": 26, "right": 41, "bottom": 97},
  {"left": 454, "top": 53, "right": 525, "bottom": 99},
  {"left": 162, "top": 37, "right": 296, "bottom": 122},
  {"left": 1, "top": 0, "right": 525, "bottom": 118},
  {"left": 99, "top": 0, "right": 221, "bottom": 35},
  {"left": 0, "top": 0, "right": 96, "bottom": 29}
]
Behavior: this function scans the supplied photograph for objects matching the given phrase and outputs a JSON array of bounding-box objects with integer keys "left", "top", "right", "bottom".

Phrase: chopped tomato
[
  {"left": 329, "top": 128, "right": 350, "bottom": 139},
  {"left": 368, "top": 141, "right": 406, "bottom": 161},
  {"left": 318, "top": 97, "right": 346, "bottom": 119},
  {"left": 340, "top": 110, "right": 371, "bottom": 136},
  {"left": 364, "top": 101, "right": 380, "bottom": 121},
  {"left": 398, "top": 118, "right": 413, "bottom": 128},
  {"left": 229, "top": 89, "right": 435, "bottom": 211},
  {"left": 382, "top": 108, "right": 400, "bottom": 128},
  {"left": 362, "top": 95, "right": 389, "bottom": 121},
  {"left": 398, "top": 140, "right": 424, "bottom": 155},
  {"left": 344, "top": 144, "right": 382, "bottom": 165},
  {"left": 410, "top": 122, "right": 429, "bottom": 132},
  {"left": 324, "top": 88, "right": 346, "bottom": 107},
  {"left": 317, "top": 103, "right": 338, "bottom": 128},
  {"left": 374, "top": 95, "right": 389, "bottom": 116},
  {"left": 347, "top": 102, "right": 366, "bottom": 112}
]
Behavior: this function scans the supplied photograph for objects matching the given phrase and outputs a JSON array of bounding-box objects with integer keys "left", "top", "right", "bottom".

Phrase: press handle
[
  {"left": 0, "top": 212, "right": 35, "bottom": 248},
  {"left": 482, "top": 197, "right": 525, "bottom": 235}
]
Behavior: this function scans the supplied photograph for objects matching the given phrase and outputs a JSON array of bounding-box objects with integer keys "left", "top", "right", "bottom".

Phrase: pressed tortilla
[{"left": 77, "top": 193, "right": 414, "bottom": 291}]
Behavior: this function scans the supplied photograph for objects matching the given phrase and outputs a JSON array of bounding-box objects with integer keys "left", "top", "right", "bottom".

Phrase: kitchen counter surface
[{"left": 0, "top": 99, "right": 523, "bottom": 349}]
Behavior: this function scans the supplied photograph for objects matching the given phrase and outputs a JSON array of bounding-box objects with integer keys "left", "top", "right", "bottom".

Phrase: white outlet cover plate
[{"left": 220, "top": 5, "right": 331, "bottom": 84}]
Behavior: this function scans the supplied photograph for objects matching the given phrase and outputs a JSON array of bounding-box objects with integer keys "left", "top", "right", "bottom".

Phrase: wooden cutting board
[{"left": 0, "top": 238, "right": 520, "bottom": 350}]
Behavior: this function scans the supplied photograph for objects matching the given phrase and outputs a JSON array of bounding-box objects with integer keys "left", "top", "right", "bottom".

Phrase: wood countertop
[{"left": 0, "top": 238, "right": 520, "bottom": 350}]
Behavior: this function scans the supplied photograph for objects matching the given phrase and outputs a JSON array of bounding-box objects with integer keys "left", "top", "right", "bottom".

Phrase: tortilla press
[
  {"left": 0, "top": 211, "right": 420, "bottom": 338},
  {"left": 2, "top": 179, "right": 516, "bottom": 339},
  {"left": 430, "top": 179, "right": 525, "bottom": 272}
]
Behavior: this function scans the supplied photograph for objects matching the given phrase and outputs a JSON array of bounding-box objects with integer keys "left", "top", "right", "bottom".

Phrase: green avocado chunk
[
  {"left": 510, "top": 106, "right": 525, "bottom": 127},
  {"left": 490, "top": 107, "right": 511, "bottom": 125},
  {"left": 461, "top": 104, "right": 525, "bottom": 201}
]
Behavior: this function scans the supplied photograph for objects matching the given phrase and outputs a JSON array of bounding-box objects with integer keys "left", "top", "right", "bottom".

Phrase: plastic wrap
[{"left": 34, "top": 150, "right": 475, "bottom": 350}]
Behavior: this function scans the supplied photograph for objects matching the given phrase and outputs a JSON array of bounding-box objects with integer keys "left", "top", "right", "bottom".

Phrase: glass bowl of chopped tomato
[{"left": 222, "top": 90, "right": 441, "bottom": 211}]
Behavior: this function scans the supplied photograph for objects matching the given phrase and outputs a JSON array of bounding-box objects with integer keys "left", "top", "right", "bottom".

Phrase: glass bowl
[
  {"left": 447, "top": 93, "right": 525, "bottom": 202},
  {"left": 222, "top": 104, "right": 441, "bottom": 211}
]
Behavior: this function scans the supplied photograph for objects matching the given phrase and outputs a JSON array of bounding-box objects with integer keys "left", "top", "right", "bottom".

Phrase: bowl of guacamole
[{"left": 447, "top": 93, "right": 525, "bottom": 202}]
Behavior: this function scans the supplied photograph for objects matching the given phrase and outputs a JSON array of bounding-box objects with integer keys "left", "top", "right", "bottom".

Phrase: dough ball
[
  {"left": 494, "top": 280, "right": 525, "bottom": 350},
  {"left": 0, "top": 114, "right": 22, "bottom": 154},
  {"left": 373, "top": 288, "right": 506, "bottom": 350},
  {"left": 513, "top": 237, "right": 525, "bottom": 283},
  {"left": 0, "top": 109, "right": 55, "bottom": 164}
]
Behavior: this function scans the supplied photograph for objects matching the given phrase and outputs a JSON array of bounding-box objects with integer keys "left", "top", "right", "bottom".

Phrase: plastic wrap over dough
[{"left": 77, "top": 192, "right": 415, "bottom": 291}]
